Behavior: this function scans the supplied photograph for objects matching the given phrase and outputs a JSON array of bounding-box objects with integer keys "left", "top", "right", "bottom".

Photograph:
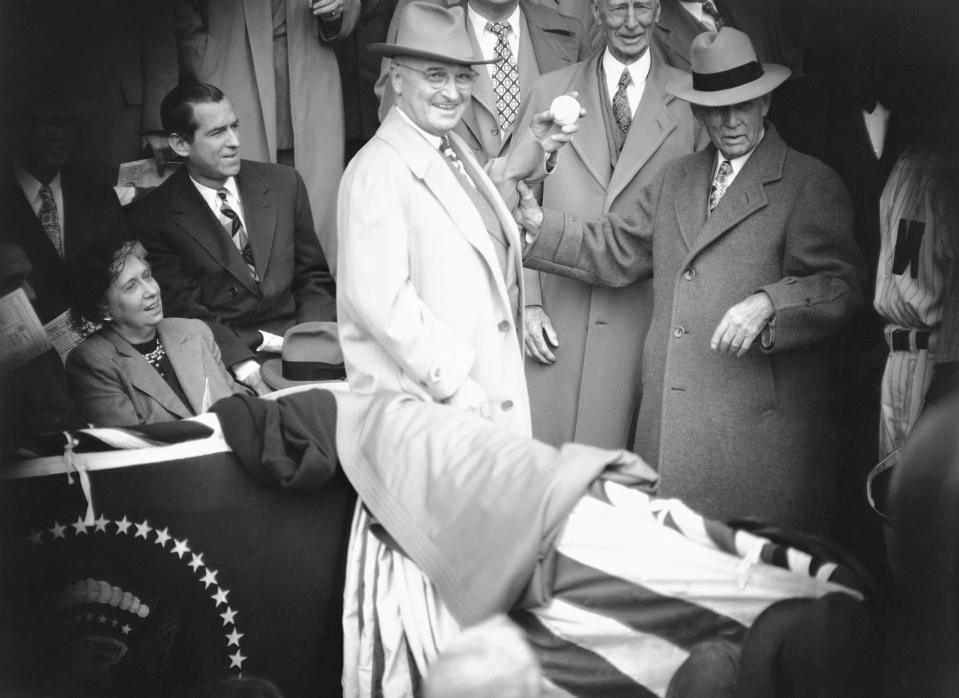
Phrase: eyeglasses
[{"left": 394, "top": 62, "right": 479, "bottom": 89}]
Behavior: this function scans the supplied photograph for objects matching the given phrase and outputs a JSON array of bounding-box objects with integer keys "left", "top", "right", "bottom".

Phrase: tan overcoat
[{"left": 515, "top": 50, "right": 704, "bottom": 448}]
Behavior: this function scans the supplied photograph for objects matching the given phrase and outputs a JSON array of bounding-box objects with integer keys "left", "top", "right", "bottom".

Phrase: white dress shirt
[
  {"left": 468, "top": 4, "right": 521, "bottom": 81},
  {"left": 603, "top": 48, "right": 651, "bottom": 117},
  {"left": 712, "top": 129, "right": 764, "bottom": 188},
  {"left": 189, "top": 175, "right": 247, "bottom": 231},
  {"left": 862, "top": 102, "right": 891, "bottom": 159},
  {"left": 396, "top": 107, "right": 442, "bottom": 149},
  {"left": 17, "top": 168, "right": 65, "bottom": 243}
]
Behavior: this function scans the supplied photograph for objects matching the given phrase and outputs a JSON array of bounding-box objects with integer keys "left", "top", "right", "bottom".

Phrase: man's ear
[
  {"left": 761, "top": 93, "right": 772, "bottom": 118},
  {"left": 389, "top": 63, "right": 403, "bottom": 97},
  {"left": 168, "top": 132, "right": 191, "bottom": 159}
]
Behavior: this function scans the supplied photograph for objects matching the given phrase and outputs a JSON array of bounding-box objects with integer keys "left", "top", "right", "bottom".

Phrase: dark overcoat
[{"left": 525, "top": 124, "right": 866, "bottom": 532}]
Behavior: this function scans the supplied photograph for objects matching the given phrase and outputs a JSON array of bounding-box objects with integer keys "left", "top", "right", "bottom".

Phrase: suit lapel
[
  {"left": 464, "top": 13, "right": 499, "bottom": 126},
  {"left": 674, "top": 149, "right": 713, "bottom": 252},
  {"left": 687, "top": 128, "right": 785, "bottom": 259},
  {"left": 378, "top": 112, "right": 512, "bottom": 311},
  {"left": 158, "top": 321, "right": 205, "bottom": 414},
  {"left": 169, "top": 169, "right": 261, "bottom": 296},
  {"left": 568, "top": 54, "right": 612, "bottom": 191},
  {"left": 104, "top": 326, "right": 192, "bottom": 420},
  {"left": 521, "top": 0, "right": 581, "bottom": 72},
  {"left": 607, "top": 64, "right": 678, "bottom": 206},
  {"left": 236, "top": 166, "right": 277, "bottom": 282}
]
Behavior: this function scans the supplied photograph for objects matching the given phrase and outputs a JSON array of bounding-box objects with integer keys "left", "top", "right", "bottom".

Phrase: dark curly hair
[{"left": 69, "top": 239, "right": 150, "bottom": 328}]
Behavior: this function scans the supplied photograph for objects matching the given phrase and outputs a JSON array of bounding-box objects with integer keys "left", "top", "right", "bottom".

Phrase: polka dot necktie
[
  {"left": 217, "top": 188, "right": 258, "bottom": 282},
  {"left": 38, "top": 184, "right": 63, "bottom": 258},
  {"left": 486, "top": 21, "right": 521, "bottom": 131},
  {"left": 612, "top": 68, "right": 633, "bottom": 136},
  {"left": 708, "top": 159, "right": 733, "bottom": 213}
]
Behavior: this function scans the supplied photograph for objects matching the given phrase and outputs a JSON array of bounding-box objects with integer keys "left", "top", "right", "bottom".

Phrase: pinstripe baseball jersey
[{"left": 874, "top": 150, "right": 957, "bottom": 340}]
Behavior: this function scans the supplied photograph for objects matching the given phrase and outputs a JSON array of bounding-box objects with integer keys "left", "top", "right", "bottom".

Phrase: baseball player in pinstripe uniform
[{"left": 874, "top": 146, "right": 959, "bottom": 459}]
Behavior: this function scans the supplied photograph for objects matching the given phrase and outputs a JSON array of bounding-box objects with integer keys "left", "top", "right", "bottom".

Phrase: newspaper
[
  {"left": 44, "top": 311, "right": 86, "bottom": 362},
  {"left": 114, "top": 158, "right": 181, "bottom": 205},
  {"left": 0, "top": 288, "right": 52, "bottom": 372}
]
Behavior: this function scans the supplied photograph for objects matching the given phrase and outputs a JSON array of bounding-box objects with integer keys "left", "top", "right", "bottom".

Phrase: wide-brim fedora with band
[
  {"left": 667, "top": 27, "right": 791, "bottom": 107},
  {"left": 261, "top": 321, "right": 346, "bottom": 391},
  {"left": 367, "top": 1, "right": 500, "bottom": 66}
]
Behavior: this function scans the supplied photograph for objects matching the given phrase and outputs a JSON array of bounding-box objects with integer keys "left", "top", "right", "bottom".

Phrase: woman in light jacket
[{"left": 66, "top": 239, "right": 249, "bottom": 427}]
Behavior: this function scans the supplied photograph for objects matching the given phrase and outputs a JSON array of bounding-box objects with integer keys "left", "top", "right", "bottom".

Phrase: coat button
[
  {"left": 497, "top": 320, "right": 510, "bottom": 332},
  {"left": 229, "top": 286, "right": 239, "bottom": 297},
  {"left": 491, "top": 127, "right": 499, "bottom": 136},
  {"left": 673, "top": 326, "right": 686, "bottom": 338},
  {"left": 501, "top": 400, "right": 514, "bottom": 411},
  {"left": 683, "top": 268, "right": 696, "bottom": 280}
]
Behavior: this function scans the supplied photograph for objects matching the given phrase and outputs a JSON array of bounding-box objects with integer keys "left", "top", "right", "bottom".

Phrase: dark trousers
[{"left": 667, "top": 593, "right": 878, "bottom": 697}]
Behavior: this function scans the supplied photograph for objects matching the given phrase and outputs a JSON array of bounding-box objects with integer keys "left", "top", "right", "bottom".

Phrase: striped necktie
[
  {"left": 217, "top": 188, "right": 258, "bottom": 282},
  {"left": 487, "top": 21, "right": 521, "bottom": 131},
  {"left": 708, "top": 159, "right": 733, "bottom": 213},
  {"left": 612, "top": 68, "right": 633, "bottom": 136},
  {"left": 38, "top": 184, "right": 64, "bottom": 258}
]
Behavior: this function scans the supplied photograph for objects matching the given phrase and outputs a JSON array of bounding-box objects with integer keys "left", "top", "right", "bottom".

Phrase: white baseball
[{"left": 550, "top": 95, "right": 581, "bottom": 126}]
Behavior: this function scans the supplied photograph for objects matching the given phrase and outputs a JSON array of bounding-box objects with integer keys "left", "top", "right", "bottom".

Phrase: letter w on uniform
[{"left": 892, "top": 219, "right": 925, "bottom": 278}]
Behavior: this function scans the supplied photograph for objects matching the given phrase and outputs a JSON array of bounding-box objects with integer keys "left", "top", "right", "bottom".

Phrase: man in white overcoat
[{"left": 336, "top": 1, "right": 574, "bottom": 436}]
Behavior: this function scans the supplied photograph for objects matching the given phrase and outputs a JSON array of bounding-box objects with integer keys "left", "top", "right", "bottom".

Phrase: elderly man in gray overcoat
[{"left": 518, "top": 27, "right": 866, "bottom": 534}]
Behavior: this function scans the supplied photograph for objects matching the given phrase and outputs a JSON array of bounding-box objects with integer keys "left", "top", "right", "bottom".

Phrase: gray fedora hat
[
  {"left": 667, "top": 28, "right": 791, "bottom": 106},
  {"left": 367, "top": 1, "right": 500, "bottom": 66}
]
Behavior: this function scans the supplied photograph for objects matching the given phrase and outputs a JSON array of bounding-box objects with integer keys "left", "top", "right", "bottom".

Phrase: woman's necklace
[{"left": 142, "top": 337, "right": 167, "bottom": 378}]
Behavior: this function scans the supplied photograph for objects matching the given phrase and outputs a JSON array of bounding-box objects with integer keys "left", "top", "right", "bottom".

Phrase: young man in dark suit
[{"left": 126, "top": 84, "right": 336, "bottom": 395}]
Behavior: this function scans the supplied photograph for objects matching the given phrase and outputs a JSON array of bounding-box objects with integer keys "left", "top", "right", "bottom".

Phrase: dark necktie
[
  {"left": 217, "top": 188, "right": 258, "bottom": 282},
  {"left": 701, "top": 0, "right": 725, "bottom": 30},
  {"left": 708, "top": 159, "right": 733, "bottom": 213},
  {"left": 612, "top": 67, "right": 633, "bottom": 136},
  {"left": 486, "top": 21, "right": 521, "bottom": 131},
  {"left": 440, "top": 136, "right": 474, "bottom": 187},
  {"left": 38, "top": 184, "right": 63, "bottom": 258}
]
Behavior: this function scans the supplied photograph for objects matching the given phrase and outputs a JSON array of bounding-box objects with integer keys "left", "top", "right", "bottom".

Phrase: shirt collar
[
  {"left": 396, "top": 106, "right": 444, "bottom": 149},
  {"left": 189, "top": 173, "right": 239, "bottom": 202},
  {"left": 715, "top": 128, "right": 765, "bottom": 177},
  {"left": 468, "top": 3, "right": 521, "bottom": 35},
  {"left": 602, "top": 47, "right": 651, "bottom": 91},
  {"left": 16, "top": 167, "right": 61, "bottom": 203}
]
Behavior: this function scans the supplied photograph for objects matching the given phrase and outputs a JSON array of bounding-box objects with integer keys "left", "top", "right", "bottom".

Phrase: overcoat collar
[
  {"left": 168, "top": 164, "right": 276, "bottom": 296},
  {"left": 564, "top": 48, "right": 680, "bottom": 207},
  {"left": 678, "top": 121, "right": 787, "bottom": 259},
  {"left": 101, "top": 321, "right": 201, "bottom": 419},
  {"left": 376, "top": 108, "right": 520, "bottom": 315}
]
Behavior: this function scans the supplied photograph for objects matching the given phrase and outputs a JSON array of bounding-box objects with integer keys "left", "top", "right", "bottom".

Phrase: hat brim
[
  {"left": 366, "top": 42, "right": 500, "bottom": 66},
  {"left": 667, "top": 64, "right": 791, "bottom": 106},
  {"left": 260, "top": 358, "right": 346, "bottom": 391}
]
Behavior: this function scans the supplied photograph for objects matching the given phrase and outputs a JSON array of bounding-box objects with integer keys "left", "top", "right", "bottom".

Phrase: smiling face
[
  {"left": 170, "top": 98, "right": 241, "bottom": 188},
  {"left": 593, "top": 0, "right": 660, "bottom": 65},
  {"left": 390, "top": 57, "right": 473, "bottom": 136},
  {"left": 692, "top": 94, "right": 771, "bottom": 159},
  {"left": 104, "top": 250, "right": 163, "bottom": 344}
]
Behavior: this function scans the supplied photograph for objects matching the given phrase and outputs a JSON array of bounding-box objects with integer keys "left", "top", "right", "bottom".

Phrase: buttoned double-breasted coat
[{"left": 526, "top": 125, "right": 865, "bottom": 532}]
